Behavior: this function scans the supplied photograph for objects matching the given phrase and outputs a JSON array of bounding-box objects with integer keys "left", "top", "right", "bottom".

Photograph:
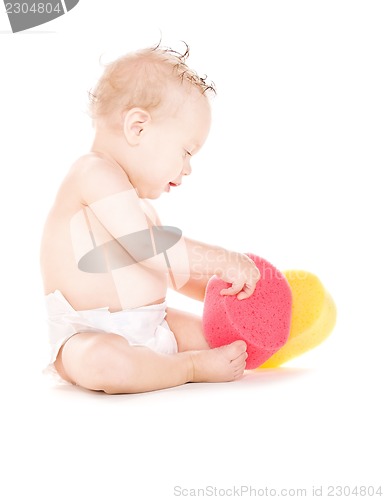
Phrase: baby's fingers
[
  {"left": 237, "top": 283, "right": 255, "bottom": 300},
  {"left": 238, "top": 273, "right": 259, "bottom": 299},
  {"left": 234, "top": 270, "right": 260, "bottom": 300},
  {"left": 220, "top": 281, "right": 244, "bottom": 297},
  {"left": 238, "top": 266, "right": 261, "bottom": 299}
]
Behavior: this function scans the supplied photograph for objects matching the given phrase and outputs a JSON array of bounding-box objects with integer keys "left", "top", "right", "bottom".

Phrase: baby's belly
[
  {"left": 59, "top": 267, "right": 167, "bottom": 312},
  {"left": 103, "top": 262, "right": 169, "bottom": 310},
  {"left": 41, "top": 190, "right": 181, "bottom": 310},
  {"left": 43, "top": 249, "right": 168, "bottom": 312}
]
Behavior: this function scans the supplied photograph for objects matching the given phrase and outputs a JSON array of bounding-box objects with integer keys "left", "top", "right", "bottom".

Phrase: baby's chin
[
  {"left": 138, "top": 189, "right": 165, "bottom": 200},
  {"left": 150, "top": 184, "right": 173, "bottom": 199},
  {"left": 134, "top": 182, "right": 171, "bottom": 199}
]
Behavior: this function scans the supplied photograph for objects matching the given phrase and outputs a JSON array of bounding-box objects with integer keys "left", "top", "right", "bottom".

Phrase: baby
[{"left": 40, "top": 45, "right": 260, "bottom": 394}]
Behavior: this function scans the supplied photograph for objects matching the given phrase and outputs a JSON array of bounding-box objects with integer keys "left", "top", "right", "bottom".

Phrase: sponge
[
  {"left": 202, "top": 254, "right": 292, "bottom": 369},
  {"left": 260, "top": 270, "right": 336, "bottom": 368}
]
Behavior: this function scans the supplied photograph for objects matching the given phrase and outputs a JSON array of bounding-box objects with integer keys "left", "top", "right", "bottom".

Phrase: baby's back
[{"left": 40, "top": 154, "right": 167, "bottom": 312}]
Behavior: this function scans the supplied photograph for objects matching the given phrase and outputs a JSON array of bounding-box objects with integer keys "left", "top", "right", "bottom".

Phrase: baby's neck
[{"left": 91, "top": 126, "right": 127, "bottom": 171}]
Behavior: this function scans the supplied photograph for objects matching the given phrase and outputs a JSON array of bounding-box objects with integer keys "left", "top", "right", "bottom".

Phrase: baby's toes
[
  {"left": 231, "top": 352, "right": 248, "bottom": 373},
  {"left": 232, "top": 350, "right": 248, "bottom": 366},
  {"left": 225, "top": 340, "right": 247, "bottom": 361},
  {"left": 233, "top": 362, "right": 246, "bottom": 379}
]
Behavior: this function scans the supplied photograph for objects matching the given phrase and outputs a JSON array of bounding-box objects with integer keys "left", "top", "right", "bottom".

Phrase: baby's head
[{"left": 88, "top": 45, "right": 215, "bottom": 199}]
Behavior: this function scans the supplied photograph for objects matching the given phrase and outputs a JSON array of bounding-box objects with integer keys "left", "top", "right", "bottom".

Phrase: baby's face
[{"left": 127, "top": 91, "right": 211, "bottom": 199}]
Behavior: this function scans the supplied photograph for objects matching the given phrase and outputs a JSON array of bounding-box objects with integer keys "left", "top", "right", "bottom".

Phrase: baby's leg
[
  {"left": 165, "top": 309, "right": 249, "bottom": 383},
  {"left": 55, "top": 332, "right": 247, "bottom": 394},
  {"left": 166, "top": 307, "right": 210, "bottom": 351}
]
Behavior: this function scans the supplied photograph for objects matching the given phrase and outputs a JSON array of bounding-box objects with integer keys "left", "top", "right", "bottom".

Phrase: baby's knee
[{"left": 77, "top": 333, "right": 134, "bottom": 392}]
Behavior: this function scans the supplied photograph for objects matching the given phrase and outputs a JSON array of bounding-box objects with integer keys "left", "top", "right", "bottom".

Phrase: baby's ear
[{"left": 123, "top": 108, "right": 151, "bottom": 145}]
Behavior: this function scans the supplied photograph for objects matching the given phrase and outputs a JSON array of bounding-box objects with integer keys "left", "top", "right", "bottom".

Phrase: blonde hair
[{"left": 88, "top": 44, "right": 215, "bottom": 123}]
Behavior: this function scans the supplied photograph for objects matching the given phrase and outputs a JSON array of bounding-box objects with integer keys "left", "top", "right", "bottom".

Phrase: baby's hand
[{"left": 218, "top": 253, "right": 260, "bottom": 300}]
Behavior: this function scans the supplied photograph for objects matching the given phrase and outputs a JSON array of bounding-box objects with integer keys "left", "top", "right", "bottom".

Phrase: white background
[{"left": 0, "top": 1, "right": 383, "bottom": 499}]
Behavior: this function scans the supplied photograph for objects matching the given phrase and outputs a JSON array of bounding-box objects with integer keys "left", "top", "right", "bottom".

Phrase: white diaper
[{"left": 45, "top": 290, "right": 178, "bottom": 371}]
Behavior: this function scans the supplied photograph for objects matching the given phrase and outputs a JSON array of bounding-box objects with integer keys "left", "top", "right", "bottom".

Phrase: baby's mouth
[{"left": 169, "top": 182, "right": 180, "bottom": 187}]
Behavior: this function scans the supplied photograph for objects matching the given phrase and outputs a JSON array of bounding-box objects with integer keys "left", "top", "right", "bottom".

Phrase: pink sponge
[{"left": 202, "top": 254, "right": 292, "bottom": 369}]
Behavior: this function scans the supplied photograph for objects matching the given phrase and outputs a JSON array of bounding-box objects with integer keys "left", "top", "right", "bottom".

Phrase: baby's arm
[
  {"left": 144, "top": 198, "right": 260, "bottom": 301},
  {"left": 76, "top": 158, "right": 259, "bottom": 300},
  {"left": 74, "top": 159, "right": 194, "bottom": 278},
  {"left": 175, "top": 237, "right": 260, "bottom": 301}
]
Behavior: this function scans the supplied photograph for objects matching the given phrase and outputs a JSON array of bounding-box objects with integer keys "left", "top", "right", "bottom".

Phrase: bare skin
[
  {"left": 53, "top": 305, "right": 247, "bottom": 393},
  {"left": 55, "top": 331, "right": 248, "bottom": 394},
  {"left": 41, "top": 87, "right": 258, "bottom": 394}
]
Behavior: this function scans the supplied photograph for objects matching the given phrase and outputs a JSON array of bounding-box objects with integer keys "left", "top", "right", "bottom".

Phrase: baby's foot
[{"left": 189, "top": 340, "right": 248, "bottom": 383}]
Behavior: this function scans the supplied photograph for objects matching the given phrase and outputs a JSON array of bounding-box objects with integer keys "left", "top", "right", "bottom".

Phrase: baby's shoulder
[
  {"left": 72, "top": 153, "right": 128, "bottom": 183},
  {"left": 69, "top": 153, "right": 132, "bottom": 200}
]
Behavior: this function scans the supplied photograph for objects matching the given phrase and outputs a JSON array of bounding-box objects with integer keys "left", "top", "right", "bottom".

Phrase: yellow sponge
[{"left": 260, "top": 270, "right": 336, "bottom": 368}]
